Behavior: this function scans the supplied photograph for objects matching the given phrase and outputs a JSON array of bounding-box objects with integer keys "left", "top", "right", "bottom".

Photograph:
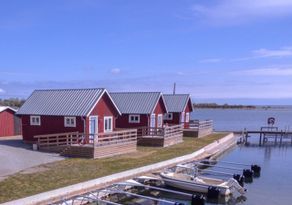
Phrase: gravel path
[{"left": 0, "top": 136, "right": 64, "bottom": 181}]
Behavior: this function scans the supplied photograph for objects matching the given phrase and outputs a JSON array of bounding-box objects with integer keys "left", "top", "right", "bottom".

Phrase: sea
[{"left": 191, "top": 106, "right": 292, "bottom": 132}]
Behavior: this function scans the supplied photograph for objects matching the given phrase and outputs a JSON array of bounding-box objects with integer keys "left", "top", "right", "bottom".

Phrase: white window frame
[
  {"left": 150, "top": 114, "right": 156, "bottom": 128},
  {"left": 181, "top": 112, "right": 185, "bottom": 123},
  {"left": 64, "top": 116, "right": 76, "bottom": 127},
  {"left": 129, "top": 115, "right": 140, "bottom": 123},
  {"left": 104, "top": 116, "right": 113, "bottom": 132},
  {"left": 157, "top": 114, "right": 163, "bottom": 127},
  {"left": 186, "top": 112, "right": 190, "bottom": 123},
  {"left": 30, "top": 116, "right": 41, "bottom": 126},
  {"left": 164, "top": 113, "right": 173, "bottom": 120}
]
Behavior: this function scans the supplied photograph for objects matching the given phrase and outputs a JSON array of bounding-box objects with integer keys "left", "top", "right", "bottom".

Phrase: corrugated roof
[
  {"left": 163, "top": 94, "right": 191, "bottom": 113},
  {"left": 110, "top": 92, "right": 162, "bottom": 114},
  {"left": 16, "top": 88, "right": 106, "bottom": 116},
  {"left": 0, "top": 106, "right": 17, "bottom": 113}
]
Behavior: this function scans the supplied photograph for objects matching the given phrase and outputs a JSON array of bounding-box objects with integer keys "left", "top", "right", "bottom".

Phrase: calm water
[
  {"left": 191, "top": 108, "right": 292, "bottom": 131},
  {"left": 142, "top": 108, "right": 292, "bottom": 205}
]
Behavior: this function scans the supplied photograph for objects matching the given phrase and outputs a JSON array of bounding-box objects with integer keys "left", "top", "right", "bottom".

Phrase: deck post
[{"left": 259, "top": 133, "right": 262, "bottom": 146}]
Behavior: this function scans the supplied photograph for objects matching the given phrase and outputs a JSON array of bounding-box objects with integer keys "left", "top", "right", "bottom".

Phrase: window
[
  {"left": 158, "top": 114, "right": 163, "bottom": 127},
  {"left": 181, "top": 112, "right": 185, "bottom": 123},
  {"left": 186, "top": 112, "right": 190, "bottom": 123},
  {"left": 30, "top": 116, "right": 41, "bottom": 126},
  {"left": 164, "top": 113, "right": 173, "bottom": 120},
  {"left": 129, "top": 115, "right": 140, "bottom": 123},
  {"left": 104, "top": 116, "right": 113, "bottom": 132},
  {"left": 64, "top": 117, "right": 76, "bottom": 127}
]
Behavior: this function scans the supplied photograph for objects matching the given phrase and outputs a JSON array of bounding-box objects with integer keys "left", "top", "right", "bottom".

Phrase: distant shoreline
[{"left": 193, "top": 103, "right": 256, "bottom": 109}]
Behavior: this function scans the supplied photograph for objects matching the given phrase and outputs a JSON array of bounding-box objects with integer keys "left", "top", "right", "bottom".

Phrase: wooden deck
[
  {"left": 184, "top": 120, "right": 213, "bottom": 138},
  {"left": 136, "top": 124, "right": 183, "bottom": 147},
  {"left": 34, "top": 129, "right": 137, "bottom": 158}
]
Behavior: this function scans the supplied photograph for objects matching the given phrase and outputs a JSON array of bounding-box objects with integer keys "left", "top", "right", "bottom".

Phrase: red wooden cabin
[
  {"left": 16, "top": 88, "right": 121, "bottom": 143},
  {"left": 110, "top": 92, "right": 168, "bottom": 129},
  {"left": 0, "top": 106, "right": 20, "bottom": 137},
  {"left": 163, "top": 94, "right": 193, "bottom": 128}
]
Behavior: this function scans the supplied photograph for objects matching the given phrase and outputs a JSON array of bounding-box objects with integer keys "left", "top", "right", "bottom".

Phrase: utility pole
[{"left": 173, "top": 82, "right": 176, "bottom": 95}]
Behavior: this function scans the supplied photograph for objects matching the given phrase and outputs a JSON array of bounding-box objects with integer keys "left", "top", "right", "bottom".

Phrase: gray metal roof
[
  {"left": 110, "top": 92, "right": 163, "bottom": 114},
  {"left": 16, "top": 88, "right": 107, "bottom": 116},
  {"left": 163, "top": 94, "right": 192, "bottom": 113}
]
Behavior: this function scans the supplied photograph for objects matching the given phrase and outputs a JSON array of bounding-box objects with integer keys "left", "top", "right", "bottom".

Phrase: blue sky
[{"left": 1, "top": 0, "right": 292, "bottom": 105}]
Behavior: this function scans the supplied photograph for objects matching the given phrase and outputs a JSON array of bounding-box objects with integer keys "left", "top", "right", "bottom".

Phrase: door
[
  {"left": 89, "top": 116, "right": 98, "bottom": 143},
  {"left": 157, "top": 114, "right": 163, "bottom": 128},
  {"left": 150, "top": 114, "right": 156, "bottom": 128}
]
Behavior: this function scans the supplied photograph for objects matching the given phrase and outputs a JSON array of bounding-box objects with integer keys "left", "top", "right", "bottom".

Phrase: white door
[
  {"left": 150, "top": 114, "right": 156, "bottom": 128},
  {"left": 89, "top": 116, "right": 98, "bottom": 143},
  {"left": 157, "top": 114, "right": 163, "bottom": 127}
]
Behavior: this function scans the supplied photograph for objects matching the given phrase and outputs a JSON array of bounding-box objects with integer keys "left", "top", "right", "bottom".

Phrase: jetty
[{"left": 242, "top": 127, "right": 292, "bottom": 146}]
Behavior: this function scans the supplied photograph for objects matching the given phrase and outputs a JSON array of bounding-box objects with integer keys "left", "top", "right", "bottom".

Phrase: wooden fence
[
  {"left": 136, "top": 124, "right": 183, "bottom": 147},
  {"left": 34, "top": 129, "right": 137, "bottom": 158},
  {"left": 189, "top": 120, "right": 213, "bottom": 130}
]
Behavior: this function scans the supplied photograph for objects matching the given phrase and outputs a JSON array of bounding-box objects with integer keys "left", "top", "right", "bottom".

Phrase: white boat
[{"left": 159, "top": 165, "right": 246, "bottom": 196}]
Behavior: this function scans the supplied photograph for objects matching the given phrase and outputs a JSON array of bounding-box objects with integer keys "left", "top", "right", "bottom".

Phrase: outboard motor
[
  {"left": 191, "top": 194, "right": 205, "bottom": 205},
  {"left": 233, "top": 174, "right": 245, "bottom": 187},
  {"left": 207, "top": 186, "right": 220, "bottom": 199},
  {"left": 243, "top": 169, "right": 253, "bottom": 183},
  {"left": 251, "top": 164, "right": 261, "bottom": 177}
]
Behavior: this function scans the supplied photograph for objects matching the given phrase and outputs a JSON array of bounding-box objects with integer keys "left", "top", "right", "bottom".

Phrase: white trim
[
  {"left": 150, "top": 114, "right": 156, "bottom": 127},
  {"left": 30, "top": 116, "right": 41, "bottom": 126},
  {"left": 89, "top": 116, "right": 98, "bottom": 143},
  {"left": 150, "top": 93, "right": 168, "bottom": 114},
  {"left": 129, "top": 114, "right": 140, "bottom": 123},
  {"left": 0, "top": 106, "right": 17, "bottom": 113},
  {"left": 186, "top": 112, "right": 190, "bottom": 123},
  {"left": 157, "top": 114, "right": 163, "bottom": 127},
  {"left": 163, "top": 113, "right": 173, "bottom": 120},
  {"left": 64, "top": 116, "right": 76, "bottom": 127},
  {"left": 181, "top": 111, "right": 185, "bottom": 123},
  {"left": 104, "top": 116, "right": 113, "bottom": 132},
  {"left": 182, "top": 95, "right": 193, "bottom": 113},
  {"left": 86, "top": 89, "right": 122, "bottom": 117}
]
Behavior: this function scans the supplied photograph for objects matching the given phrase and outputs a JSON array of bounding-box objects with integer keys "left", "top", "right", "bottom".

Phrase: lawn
[{"left": 0, "top": 133, "right": 227, "bottom": 203}]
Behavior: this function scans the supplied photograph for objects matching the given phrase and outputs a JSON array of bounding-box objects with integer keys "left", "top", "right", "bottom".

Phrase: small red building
[
  {"left": 110, "top": 92, "right": 168, "bottom": 129},
  {"left": 163, "top": 94, "right": 193, "bottom": 128},
  {"left": 0, "top": 106, "right": 20, "bottom": 137},
  {"left": 16, "top": 88, "right": 121, "bottom": 143}
]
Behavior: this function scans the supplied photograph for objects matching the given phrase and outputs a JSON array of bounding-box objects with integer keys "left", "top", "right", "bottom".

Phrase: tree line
[
  {"left": 0, "top": 98, "right": 25, "bottom": 108},
  {"left": 193, "top": 103, "right": 256, "bottom": 109}
]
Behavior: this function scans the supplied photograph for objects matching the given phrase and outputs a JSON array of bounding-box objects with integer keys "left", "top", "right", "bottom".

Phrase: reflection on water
[{"left": 115, "top": 137, "right": 292, "bottom": 205}]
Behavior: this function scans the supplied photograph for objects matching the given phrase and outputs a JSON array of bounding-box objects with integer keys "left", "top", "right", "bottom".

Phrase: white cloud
[
  {"left": 0, "top": 88, "right": 5, "bottom": 93},
  {"left": 234, "top": 67, "right": 292, "bottom": 76},
  {"left": 110, "top": 68, "right": 121, "bottom": 75},
  {"left": 199, "top": 58, "right": 222, "bottom": 63},
  {"left": 252, "top": 47, "right": 292, "bottom": 58},
  {"left": 192, "top": 0, "right": 292, "bottom": 25}
]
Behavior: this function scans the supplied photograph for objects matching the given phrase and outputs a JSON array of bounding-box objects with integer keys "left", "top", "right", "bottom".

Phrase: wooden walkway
[{"left": 242, "top": 128, "right": 292, "bottom": 146}]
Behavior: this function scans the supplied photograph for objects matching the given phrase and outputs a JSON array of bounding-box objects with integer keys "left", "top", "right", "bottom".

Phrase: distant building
[
  {"left": 110, "top": 92, "right": 168, "bottom": 129},
  {"left": 163, "top": 94, "right": 193, "bottom": 128},
  {"left": 0, "top": 106, "right": 21, "bottom": 137},
  {"left": 16, "top": 88, "right": 121, "bottom": 143}
]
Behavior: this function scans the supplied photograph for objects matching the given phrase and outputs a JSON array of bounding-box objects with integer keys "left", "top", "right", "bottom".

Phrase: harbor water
[
  {"left": 191, "top": 107, "right": 292, "bottom": 131},
  {"left": 128, "top": 108, "right": 292, "bottom": 205}
]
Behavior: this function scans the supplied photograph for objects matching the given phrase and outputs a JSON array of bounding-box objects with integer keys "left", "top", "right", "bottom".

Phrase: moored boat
[{"left": 159, "top": 165, "right": 246, "bottom": 197}]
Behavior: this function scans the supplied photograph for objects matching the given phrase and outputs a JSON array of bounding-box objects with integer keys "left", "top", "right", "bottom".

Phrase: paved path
[{"left": 0, "top": 136, "right": 64, "bottom": 181}]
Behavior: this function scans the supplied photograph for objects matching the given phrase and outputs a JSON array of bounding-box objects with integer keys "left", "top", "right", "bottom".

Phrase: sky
[{"left": 1, "top": 0, "right": 292, "bottom": 105}]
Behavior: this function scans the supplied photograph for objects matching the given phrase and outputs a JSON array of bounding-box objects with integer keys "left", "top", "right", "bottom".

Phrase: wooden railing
[
  {"left": 137, "top": 124, "right": 183, "bottom": 138},
  {"left": 34, "top": 132, "right": 80, "bottom": 148},
  {"left": 94, "top": 129, "right": 137, "bottom": 147},
  {"left": 189, "top": 119, "right": 213, "bottom": 130},
  {"left": 164, "top": 124, "right": 183, "bottom": 138},
  {"left": 34, "top": 129, "right": 137, "bottom": 149}
]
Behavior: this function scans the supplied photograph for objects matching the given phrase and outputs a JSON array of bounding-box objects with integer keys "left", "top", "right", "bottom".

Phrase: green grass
[{"left": 0, "top": 133, "right": 227, "bottom": 203}]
